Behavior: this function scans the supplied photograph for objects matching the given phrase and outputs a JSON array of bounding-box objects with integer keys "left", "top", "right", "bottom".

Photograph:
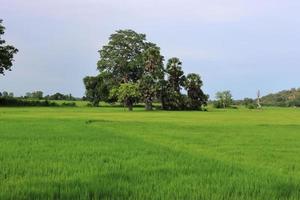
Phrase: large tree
[
  {"left": 140, "top": 47, "right": 164, "bottom": 110},
  {"left": 0, "top": 19, "right": 18, "bottom": 75},
  {"left": 184, "top": 73, "right": 208, "bottom": 110},
  {"left": 97, "top": 29, "right": 155, "bottom": 84}
]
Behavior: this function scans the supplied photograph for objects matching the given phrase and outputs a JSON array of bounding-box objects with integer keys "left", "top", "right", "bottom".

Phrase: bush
[
  {"left": 246, "top": 104, "right": 257, "bottom": 109},
  {"left": 61, "top": 102, "right": 76, "bottom": 107}
]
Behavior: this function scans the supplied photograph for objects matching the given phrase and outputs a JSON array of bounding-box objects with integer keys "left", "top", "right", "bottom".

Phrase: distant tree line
[
  {"left": 84, "top": 29, "right": 208, "bottom": 111},
  {"left": 0, "top": 90, "right": 78, "bottom": 107},
  {"left": 23, "top": 91, "right": 76, "bottom": 101}
]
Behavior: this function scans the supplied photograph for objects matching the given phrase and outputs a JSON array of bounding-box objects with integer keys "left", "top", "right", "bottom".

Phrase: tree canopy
[{"left": 0, "top": 19, "right": 18, "bottom": 75}]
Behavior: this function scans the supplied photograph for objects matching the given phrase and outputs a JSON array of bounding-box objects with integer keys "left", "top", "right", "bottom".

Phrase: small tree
[
  {"left": 215, "top": 91, "right": 233, "bottom": 108},
  {"left": 31, "top": 91, "right": 43, "bottom": 99},
  {"left": 83, "top": 74, "right": 110, "bottom": 106},
  {"left": 184, "top": 73, "right": 208, "bottom": 110},
  {"left": 0, "top": 19, "right": 18, "bottom": 75},
  {"left": 114, "top": 83, "right": 140, "bottom": 111},
  {"left": 2, "top": 91, "right": 8, "bottom": 98}
]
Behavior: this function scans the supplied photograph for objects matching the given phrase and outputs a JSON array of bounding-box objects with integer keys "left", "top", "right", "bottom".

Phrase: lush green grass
[{"left": 0, "top": 107, "right": 300, "bottom": 199}]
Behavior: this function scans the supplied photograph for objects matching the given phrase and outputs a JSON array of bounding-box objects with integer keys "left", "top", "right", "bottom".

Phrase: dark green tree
[
  {"left": 184, "top": 73, "right": 208, "bottom": 110},
  {"left": 97, "top": 29, "right": 155, "bottom": 84},
  {"left": 162, "top": 57, "right": 186, "bottom": 110},
  {"left": 140, "top": 47, "right": 164, "bottom": 110},
  {"left": 2, "top": 91, "right": 8, "bottom": 97},
  {"left": 166, "top": 57, "right": 185, "bottom": 93},
  {"left": 31, "top": 91, "right": 43, "bottom": 99},
  {"left": 0, "top": 19, "right": 18, "bottom": 75},
  {"left": 83, "top": 74, "right": 110, "bottom": 106}
]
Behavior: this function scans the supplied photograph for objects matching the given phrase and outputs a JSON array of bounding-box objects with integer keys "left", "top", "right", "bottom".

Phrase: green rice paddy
[{"left": 0, "top": 106, "right": 300, "bottom": 199}]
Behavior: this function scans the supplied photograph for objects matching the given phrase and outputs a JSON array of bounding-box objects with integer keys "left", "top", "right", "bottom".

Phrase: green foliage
[
  {"left": 161, "top": 58, "right": 187, "bottom": 110},
  {"left": 25, "top": 91, "right": 43, "bottom": 99},
  {"left": 261, "top": 88, "right": 300, "bottom": 107},
  {"left": 214, "top": 91, "right": 233, "bottom": 108},
  {"left": 44, "top": 93, "right": 75, "bottom": 101},
  {"left": 0, "top": 19, "right": 18, "bottom": 75},
  {"left": 83, "top": 74, "right": 110, "bottom": 106},
  {"left": 184, "top": 73, "right": 208, "bottom": 110},
  {"left": 140, "top": 47, "right": 164, "bottom": 110},
  {"left": 113, "top": 83, "right": 140, "bottom": 111},
  {"left": 243, "top": 98, "right": 257, "bottom": 109},
  {"left": 0, "top": 98, "right": 58, "bottom": 107},
  {"left": 97, "top": 29, "right": 153, "bottom": 83},
  {"left": 165, "top": 57, "right": 185, "bottom": 93}
]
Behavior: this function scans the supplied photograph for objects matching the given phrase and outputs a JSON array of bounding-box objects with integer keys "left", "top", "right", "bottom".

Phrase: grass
[{"left": 0, "top": 106, "right": 300, "bottom": 199}]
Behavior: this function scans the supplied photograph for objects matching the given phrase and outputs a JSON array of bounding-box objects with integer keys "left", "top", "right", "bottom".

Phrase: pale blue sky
[{"left": 1, "top": 0, "right": 300, "bottom": 99}]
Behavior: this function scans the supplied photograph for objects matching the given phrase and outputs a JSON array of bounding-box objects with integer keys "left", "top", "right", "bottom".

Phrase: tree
[
  {"left": 31, "top": 91, "right": 43, "bottom": 99},
  {"left": 97, "top": 29, "right": 155, "bottom": 84},
  {"left": 113, "top": 83, "right": 140, "bottom": 111},
  {"left": 184, "top": 73, "right": 208, "bottom": 110},
  {"left": 0, "top": 19, "right": 18, "bottom": 75},
  {"left": 165, "top": 57, "right": 185, "bottom": 93},
  {"left": 215, "top": 91, "right": 233, "bottom": 108},
  {"left": 83, "top": 74, "right": 110, "bottom": 106},
  {"left": 162, "top": 57, "right": 186, "bottom": 110},
  {"left": 2, "top": 91, "right": 8, "bottom": 97},
  {"left": 140, "top": 47, "right": 164, "bottom": 110}
]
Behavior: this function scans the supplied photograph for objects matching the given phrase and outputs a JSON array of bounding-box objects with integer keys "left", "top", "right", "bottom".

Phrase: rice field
[{"left": 0, "top": 106, "right": 300, "bottom": 199}]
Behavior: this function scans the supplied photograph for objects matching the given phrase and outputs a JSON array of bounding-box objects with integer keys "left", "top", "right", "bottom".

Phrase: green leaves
[
  {"left": 0, "top": 19, "right": 18, "bottom": 75},
  {"left": 111, "top": 83, "right": 141, "bottom": 111},
  {"left": 215, "top": 91, "right": 233, "bottom": 108},
  {"left": 97, "top": 29, "right": 148, "bottom": 83}
]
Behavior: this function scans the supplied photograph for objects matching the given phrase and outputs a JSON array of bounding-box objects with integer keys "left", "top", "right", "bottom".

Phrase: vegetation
[
  {"left": 44, "top": 92, "right": 76, "bottom": 101},
  {"left": 0, "top": 97, "right": 58, "bottom": 107},
  {"left": 84, "top": 30, "right": 207, "bottom": 110},
  {"left": 261, "top": 88, "right": 300, "bottom": 107},
  {"left": 0, "top": 107, "right": 300, "bottom": 199},
  {"left": 214, "top": 90, "right": 233, "bottom": 108},
  {"left": 0, "top": 19, "right": 18, "bottom": 75}
]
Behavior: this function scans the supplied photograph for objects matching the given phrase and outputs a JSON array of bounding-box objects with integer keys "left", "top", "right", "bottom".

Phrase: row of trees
[
  {"left": 24, "top": 91, "right": 76, "bottom": 101},
  {"left": 0, "top": 91, "right": 14, "bottom": 98},
  {"left": 84, "top": 30, "right": 208, "bottom": 111},
  {"left": 0, "top": 90, "right": 76, "bottom": 101}
]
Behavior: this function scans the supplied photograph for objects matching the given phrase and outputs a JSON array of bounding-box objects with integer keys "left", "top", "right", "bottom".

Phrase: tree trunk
[
  {"left": 145, "top": 101, "right": 152, "bottom": 111},
  {"left": 128, "top": 104, "right": 133, "bottom": 111}
]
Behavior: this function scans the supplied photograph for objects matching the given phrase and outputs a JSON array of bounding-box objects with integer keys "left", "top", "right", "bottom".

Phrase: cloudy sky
[{"left": 1, "top": 0, "right": 300, "bottom": 99}]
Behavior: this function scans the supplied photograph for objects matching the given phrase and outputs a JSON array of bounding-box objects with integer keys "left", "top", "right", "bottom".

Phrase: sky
[{"left": 1, "top": 0, "right": 300, "bottom": 99}]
